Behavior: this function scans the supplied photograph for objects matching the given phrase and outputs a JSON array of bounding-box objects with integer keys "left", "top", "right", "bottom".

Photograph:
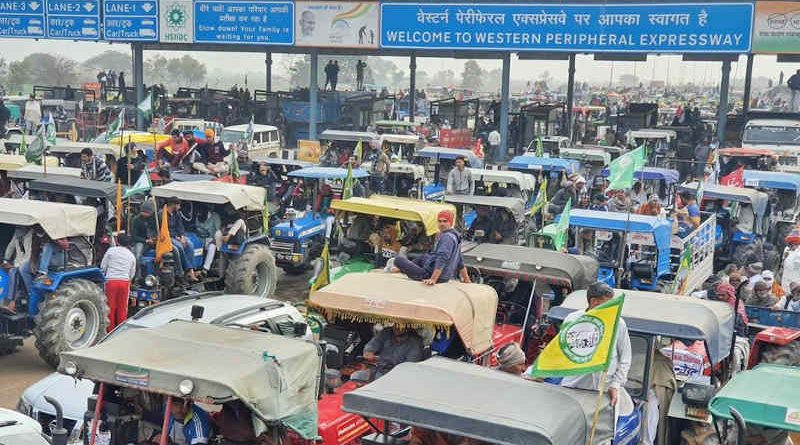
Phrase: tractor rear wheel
[
  {"left": 33, "top": 279, "right": 108, "bottom": 368},
  {"left": 225, "top": 244, "right": 277, "bottom": 298}
]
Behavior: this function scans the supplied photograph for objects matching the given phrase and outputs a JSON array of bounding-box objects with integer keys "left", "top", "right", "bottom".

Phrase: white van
[{"left": 221, "top": 124, "right": 281, "bottom": 159}]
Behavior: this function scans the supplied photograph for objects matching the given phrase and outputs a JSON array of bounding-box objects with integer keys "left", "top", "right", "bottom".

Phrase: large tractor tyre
[
  {"left": 759, "top": 341, "right": 800, "bottom": 367},
  {"left": 225, "top": 244, "right": 278, "bottom": 298},
  {"left": 33, "top": 279, "right": 109, "bottom": 368}
]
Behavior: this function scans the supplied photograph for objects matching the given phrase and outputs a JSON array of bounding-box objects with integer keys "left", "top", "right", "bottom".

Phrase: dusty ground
[{"left": 0, "top": 269, "right": 311, "bottom": 409}]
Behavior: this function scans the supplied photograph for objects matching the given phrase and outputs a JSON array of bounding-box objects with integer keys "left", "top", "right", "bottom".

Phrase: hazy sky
[{"left": 0, "top": 39, "right": 791, "bottom": 89}]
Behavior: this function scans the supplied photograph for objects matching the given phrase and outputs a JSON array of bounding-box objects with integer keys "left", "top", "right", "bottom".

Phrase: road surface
[{"left": 0, "top": 269, "right": 311, "bottom": 409}]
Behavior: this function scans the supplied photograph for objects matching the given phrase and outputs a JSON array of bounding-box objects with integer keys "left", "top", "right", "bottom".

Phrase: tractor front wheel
[
  {"left": 33, "top": 279, "right": 108, "bottom": 368},
  {"left": 225, "top": 244, "right": 277, "bottom": 298}
]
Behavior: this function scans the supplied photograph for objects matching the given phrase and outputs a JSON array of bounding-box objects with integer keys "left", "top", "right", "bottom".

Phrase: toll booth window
[{"left": 625, "top": 335, "right": 649, "bottom": 399}]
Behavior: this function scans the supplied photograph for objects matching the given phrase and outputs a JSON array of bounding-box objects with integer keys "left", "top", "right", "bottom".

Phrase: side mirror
[{"left": 191, "top": 305, "right": 205, "bottom": 321}]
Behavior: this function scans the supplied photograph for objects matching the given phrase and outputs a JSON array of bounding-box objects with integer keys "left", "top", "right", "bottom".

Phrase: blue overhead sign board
[
  {"left": 103, "top": 0, "right": 158, "bottom": 41},
  {"left": 0, "top": 1, "right": 45, "bottom": 38},
  {"left": 194, "top": 1, "right": 293, "bottom": 45},
  {"left": 381, "top": 2, "right": 753, "bottom": 53},
  {"left": 46, "top": 0, "right": 100, "bottom": 40}
]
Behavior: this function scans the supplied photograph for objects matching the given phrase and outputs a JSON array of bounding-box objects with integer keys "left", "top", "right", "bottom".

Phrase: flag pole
[{"left": 588, "top": 370, "right": 610, "bottom": 445}]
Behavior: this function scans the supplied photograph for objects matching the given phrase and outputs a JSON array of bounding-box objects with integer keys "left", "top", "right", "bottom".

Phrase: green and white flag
[
  {"left": 45, "top": 112, "right": 57, "bottom": 146},
  {"left": 123, "top": 169, "right": 152, "bottom": 198},
  {"left": 607, "top": 145, "right": 646, "bottom": 191},
  {"left": 107, "top": 108, "right": 125, "bottom": 138},
  {"left": 137, "top": 92, "right": 153, "bottom": 121}
]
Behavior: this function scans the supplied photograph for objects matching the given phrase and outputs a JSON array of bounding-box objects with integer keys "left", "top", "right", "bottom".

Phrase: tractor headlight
[
  {"left": 178, "top": 379, "right": 194, "bottom": 396},
  {"left": 144, "top": 275, "right": 157, "bottom": 287},
  {"left": 63, "top": 361, "right": 78, "bottom": 376}
]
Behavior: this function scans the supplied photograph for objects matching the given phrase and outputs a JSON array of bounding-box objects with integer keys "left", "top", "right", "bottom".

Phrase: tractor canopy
[
  {"left": 331, "top": 195, "right": 455, "bottom": 236},
  {"left": 507, "top": 156, "right": 580, "bottom": 174},
  {"left": 151, "top": 181, "right": 266, "bottom": 210},
  {"left": 0, "top": 197, "right": 97, "bottom": 239},
  {"left": 709, "top": 364, "right": 800, "bottom": 432},
  {"left": 461, "top": 243, "right": 598, "bottom": 290},
  {"left": 742, "top": 170, "right": 800, "bottom": 193},
  {"left": 288, "top": 166, "right": 369, "bottom": 180},
  {"left": 342, "top": 357, "right": 614, "bottom": 445},
  {"left": 309, "top": 273, "right": 497, "bottom": 356},
  {"left": 551, "top": 289, "right": 734, "bottom": 365},
  {"left": 28, "top": 177, "right": 118, "bottom": 201},
  {"left": 444, "top": 195, "right": 527, "bottom": 223},
  {"left": 468, "top": 168, "right": 537, "bottom": 191},
  {"left": 7, "top": 165, "right": 81, "bottom": 181},
  {"left": 59, "top": 321, "right": 322, "bottom": 439}
]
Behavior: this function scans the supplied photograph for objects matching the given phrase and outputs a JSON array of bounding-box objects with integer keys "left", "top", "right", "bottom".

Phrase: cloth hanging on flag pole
[{"left": 528, "top": 295, "right": 625, "bottom": 378}]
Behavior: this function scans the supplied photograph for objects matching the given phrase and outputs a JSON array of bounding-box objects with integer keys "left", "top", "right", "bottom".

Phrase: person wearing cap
[
  {"left": 560, "top": 282, "right": 631, "bottom": 408},
  {"left": 589, "top": 192, "right": 609, "bottom": 211},
  {"left": 774, "top": 282, "right": 800, "bottom": 312},
  {"left": 388, "top": 209, "right": 471, "bottom": 285},
  {"left": 446, "top": 156, "right": 474, "bottom": 195},
  {"left": 548, "top": 180, "right": 576, "bottom": 215},
  {"left": 748, "top": 280, "right": 777, "bottom": 308},
  {"left": 497, "top": 342, "right": 526, "bottom": 376},
  {"left": 637, "top": 194, "right": 662, "bottom": 216},
  {"left": 155, "top": 129, "right": 188, "bottom": 167},
  {"left": 193, "top": 129, "right": 230, "bottom": 175}
]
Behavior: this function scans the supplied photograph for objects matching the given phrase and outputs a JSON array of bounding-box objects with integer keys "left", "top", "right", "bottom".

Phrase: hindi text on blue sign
[{"left": 381, "top": 2, "right": 753, "bottom": 53}]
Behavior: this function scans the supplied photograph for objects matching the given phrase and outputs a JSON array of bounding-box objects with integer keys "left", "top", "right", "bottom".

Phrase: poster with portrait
[{"left": 295, "top": 1, "right": 379, "bottom": 48}]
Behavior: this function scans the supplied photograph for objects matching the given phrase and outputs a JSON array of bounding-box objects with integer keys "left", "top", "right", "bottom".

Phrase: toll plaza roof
[
  {"left": 416, "top": 147, "right": 483, "bottom": 168},
  {"left": 742, "top": 170, "right": 800, "bottom": 192},
  {"left": 563, "top": 209, "right": 672, "bottom": 247},
  {"left": 508, "top": 156, "right": 580, "bottom": 174},
  {"left": 551, "top": 290, "right": 734, "bottom": 364},
  {"left": 319, "top": 130, "right": 379, "bottom": 142},
  {"left": 288, "top": 166, "right": 369, "bottom": 180},
  {"left": 343, "top": 357, "right": 614, "bottom": 445},
  {"left": 599, "top": 167, "right": 679, "bottom": 184}
]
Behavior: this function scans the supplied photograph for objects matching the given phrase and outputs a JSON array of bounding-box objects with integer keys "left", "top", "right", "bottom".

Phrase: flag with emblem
[
  {"left": 529, "top": 177, "right": 548, "bottom": 216},
  {"left": 607, "top": 145, "right": 646, "bottom": 191},
  {"left": 553, "top": 198, "right": 571, "bottom": 251},
  {"left": 155, "top": 205, "right": 173, "bottom": 263},
  {"left": 529, "top": 295, "right": 625, "bottom": 377},
  {"left": 310, "top": 242, "right": 331, "bottom": 291}
]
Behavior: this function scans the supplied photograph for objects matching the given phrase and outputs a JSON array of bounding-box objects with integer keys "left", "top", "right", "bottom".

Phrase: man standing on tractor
[
  {"left": 388, "top": 209, "right": 471, "bottom": 285},
  {"left": 80, "top": 148, "right": 112, "bottom": 182},
  {"left": 446, "top": 156, "right": 474, "bottom": 195},
  {"left": 100, "top": 234, "right": 136, "bottom": 331},
  {"left": 560, "top": 282, "right": 632, "bottom": 409}
]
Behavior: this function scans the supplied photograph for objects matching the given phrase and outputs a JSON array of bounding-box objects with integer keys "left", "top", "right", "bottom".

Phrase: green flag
[
  {"left": 123, "top": 169, "right": 152, "bottom": 198},
  {"left": 553, "top": 198, "right": 571, "bottom": 251},
  {"left": 137, "top": 92, "right": 153, "bottom": 121},
  {"left": 607, "top": 145, "right": 646, "bottom": 191},
  {"left": 25, "top": 124, "right": 46, "bottom": 164},
  {"left": 342, "top": 162, "right": 354, "bottom": 200},
  {"left": 107, "top": 108, "right": 125, "bottom": 138},
  {"left": 45, "top": 112, "right": 56, "bottom": 146}
]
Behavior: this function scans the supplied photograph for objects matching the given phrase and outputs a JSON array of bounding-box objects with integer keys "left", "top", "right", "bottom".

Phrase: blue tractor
[
  {"left": 271, "top": 166, "right": 370, "bottom": 274},
  {"left": 0, "top": 198, "right": 108, "bottom": 367},
  {"left": 132, "top": 181, "right": 278, "bottom": 307}
]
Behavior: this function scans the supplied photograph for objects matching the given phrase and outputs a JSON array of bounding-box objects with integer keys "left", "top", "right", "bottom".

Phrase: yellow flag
[
  {"left": 115, "top": 180, "right": 123, "bottom": 233},
  {"left": 529, "top": 295, "right": 624, "bottom": 378},
  {"left": 310, "top": 242, "right": 330, "bottom": 291},
  {"left": 155, "top": 205, "right": 173, "bottom": 263}
]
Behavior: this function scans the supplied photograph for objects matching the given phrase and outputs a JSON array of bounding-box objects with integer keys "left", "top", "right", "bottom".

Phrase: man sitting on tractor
[{"left": 363, "top": 325, "right": 424, "bottom": 378}]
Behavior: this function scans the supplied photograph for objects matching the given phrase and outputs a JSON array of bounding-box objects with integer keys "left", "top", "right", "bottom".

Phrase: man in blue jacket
[{"left": 390, "top": 210, "right": 471, "bottom": 285}]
